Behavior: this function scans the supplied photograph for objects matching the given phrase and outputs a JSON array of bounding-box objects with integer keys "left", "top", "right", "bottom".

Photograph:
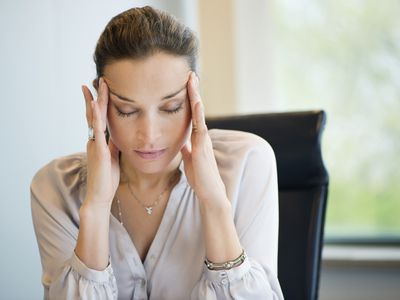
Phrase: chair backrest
[{"left": 206, "top": 110, "right": 329, "bottom": 300}]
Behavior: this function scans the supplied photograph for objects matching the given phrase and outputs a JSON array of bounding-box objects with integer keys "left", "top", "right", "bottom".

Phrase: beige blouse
[{"left": 31, "top": 129, "right": 284, "bottom": 300}]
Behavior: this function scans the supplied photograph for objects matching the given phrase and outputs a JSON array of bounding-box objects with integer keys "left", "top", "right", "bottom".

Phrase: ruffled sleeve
[
  {"left": 190, "top": 132, "right": 284, "bottom": 299},
  {"left": 30, "top": 153, "right": 118, "bottom": 299},
  {"left": 192, "top": 258, "right": 282, "bottom": 299}
]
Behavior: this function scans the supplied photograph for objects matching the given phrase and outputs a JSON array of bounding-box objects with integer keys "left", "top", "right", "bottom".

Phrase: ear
[
  {"left": 105, "top": 126, "right": 110, "bottom": 144},
  {"left": 92, "top": 78, "right": 99, "bottom": 92},
  {"left": 105, "top": 115, "right": 110, "bottom": 144}
]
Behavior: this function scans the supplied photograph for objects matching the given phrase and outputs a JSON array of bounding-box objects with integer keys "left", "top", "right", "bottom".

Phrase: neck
[{"left": 120, "top": 153, "right": 182, "bottom": 191}]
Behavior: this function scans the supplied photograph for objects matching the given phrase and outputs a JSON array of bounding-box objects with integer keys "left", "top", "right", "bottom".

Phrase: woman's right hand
[{"left": 81, "top": 78, "right": 120, "bottom": 209}]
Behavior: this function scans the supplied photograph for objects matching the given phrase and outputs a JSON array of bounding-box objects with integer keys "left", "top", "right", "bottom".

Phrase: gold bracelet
[{"left": 204, "top": 249, "right": 247, "bottom": 271}]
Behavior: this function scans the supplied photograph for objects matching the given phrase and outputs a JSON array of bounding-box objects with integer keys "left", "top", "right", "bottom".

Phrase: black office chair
[{"left": 206, "top": 110, "right": 329, "bottom": 300}]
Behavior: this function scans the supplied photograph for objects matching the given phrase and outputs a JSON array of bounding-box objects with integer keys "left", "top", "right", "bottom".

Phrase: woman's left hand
[{"left": 181, "top": 72, "right": 229, "bottom": 208}]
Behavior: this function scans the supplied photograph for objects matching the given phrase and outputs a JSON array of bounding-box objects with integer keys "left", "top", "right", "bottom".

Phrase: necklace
[
  {"left": 127, "top": 179, "right": 168, "bottom": 215},
  {"left": 115, "top": 170, "right": 180, "bottom": 222},
  {"left": 116, "top": 195, "right": 124, "bottom": 225}
]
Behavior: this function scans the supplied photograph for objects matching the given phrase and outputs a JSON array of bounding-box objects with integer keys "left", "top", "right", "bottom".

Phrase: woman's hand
[
  {"left": 181, "top": 72, "right": 229, "bottom": 209},
  {"left": 82, "top": 78, "right": 120, "bottom": 209}
]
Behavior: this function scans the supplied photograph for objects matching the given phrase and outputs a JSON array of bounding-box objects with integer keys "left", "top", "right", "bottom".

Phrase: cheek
[
  {"left": 175, "top": 105, "right": 191, "bottom": 132},
  {"left": 161, "top": 108, "right": 190, "bottom": 143},
  {"left": 106, "top": 108, "right": 117, "bottom": 134},
  {"left": 164, "top": 102, "right": 190, "bottom": 126},
  {"left": 107, "top": 105, "right": 128, "bottom": 130},
  {"left": 181, "top": 100, "right": 192, "bottom": 124}
]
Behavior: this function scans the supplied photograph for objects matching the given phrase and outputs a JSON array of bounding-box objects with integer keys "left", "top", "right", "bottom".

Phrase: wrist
[
  {"left": 198, "top": 195, "right": 232, "bottom": 215},
  {"left": 80, "top": 198, "right": 112, "bottom": 220},
  {"left": 76, "top": 197, "right": 111, "bottom": 270},
  {"left": 205, "top": 249, "right": 247, "bottom": 270},
  {"left": 199, "top": 196, "right": 243, "bottom": 263}
]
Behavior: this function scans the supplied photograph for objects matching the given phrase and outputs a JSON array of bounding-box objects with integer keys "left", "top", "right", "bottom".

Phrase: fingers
[
  {"left": 97, "top": 77, "right": 109, "bottom": 132},
  {"left": 82, "top": 77, "right": 109, "bottom": 130},
  {"left": 82, "top": 85, "right": 94, "bottom": 127},
  {"left": 188, "top": 72, "right": 207, "bottom": 133},
  {"left": 188, "top": 72, "right": 199, "bottom": 122},
  {"left": 90, "top": 99, "right": 107, "bottom": 146}
]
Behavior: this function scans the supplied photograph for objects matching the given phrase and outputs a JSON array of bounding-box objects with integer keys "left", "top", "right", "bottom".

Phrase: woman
[{"left": 31, "top": 6, "right": 284, "bottom": 300}]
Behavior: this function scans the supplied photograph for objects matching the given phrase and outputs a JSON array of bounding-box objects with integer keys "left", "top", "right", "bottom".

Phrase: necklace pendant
[{"left": 145, "top": 207, "right": 153, "bottom": 215}]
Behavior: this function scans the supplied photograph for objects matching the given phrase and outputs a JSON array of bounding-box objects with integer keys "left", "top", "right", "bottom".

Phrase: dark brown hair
[{"left": 93, "top": 6, "right": 199, "bottom": 89}]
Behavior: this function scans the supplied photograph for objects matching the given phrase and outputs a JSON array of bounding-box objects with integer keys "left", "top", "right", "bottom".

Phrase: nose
[{"left": 135, "top": 113, "right": 162, "bottom": 147}]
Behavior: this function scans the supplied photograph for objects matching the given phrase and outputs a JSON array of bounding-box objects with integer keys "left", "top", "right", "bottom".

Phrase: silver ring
[{"left": 88, "top": 126, "right": 95, "bottom": 141}]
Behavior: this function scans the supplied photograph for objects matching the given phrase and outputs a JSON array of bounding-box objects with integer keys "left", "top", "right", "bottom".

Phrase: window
[{"left": 271, "top": 0, "right": 400, "bottom": 239}]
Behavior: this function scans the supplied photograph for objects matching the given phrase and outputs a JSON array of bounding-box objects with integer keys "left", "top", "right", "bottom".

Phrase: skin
[
  {"left": 76, "top": 52, "right": 242, "bottom": 270},
  {"left": 104, "top": 56, "right": 191, "bottom": 182}
]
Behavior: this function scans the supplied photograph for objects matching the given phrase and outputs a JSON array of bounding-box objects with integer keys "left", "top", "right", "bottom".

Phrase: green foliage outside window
[{"left": 271, "top": 0, "right": 400, "bottom": 238}]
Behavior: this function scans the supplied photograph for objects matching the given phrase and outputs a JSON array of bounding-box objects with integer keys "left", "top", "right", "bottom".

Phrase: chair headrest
[{"left": 206, "top": 110, "right": 329, "bottom": 189}]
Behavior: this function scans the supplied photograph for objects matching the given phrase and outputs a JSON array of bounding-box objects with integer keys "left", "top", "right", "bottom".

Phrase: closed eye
[
  {"left": 115, "top": 104, "right": 184, "bottom": 118},
  {"left": 164, "top": 105, "right": 183, "bottom": 114},
  {"left": 116, "top": 109, "right": 138, "bottom": 118}
]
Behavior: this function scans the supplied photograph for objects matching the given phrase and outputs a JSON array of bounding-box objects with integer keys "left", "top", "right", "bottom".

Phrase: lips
[{"left": 134, "top": 149, "right": 167, "bottom": 160}]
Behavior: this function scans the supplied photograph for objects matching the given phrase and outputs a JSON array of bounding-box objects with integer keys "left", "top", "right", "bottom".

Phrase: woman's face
[{"left": 104, "top": 52, "right": 192, "bottom": 174}]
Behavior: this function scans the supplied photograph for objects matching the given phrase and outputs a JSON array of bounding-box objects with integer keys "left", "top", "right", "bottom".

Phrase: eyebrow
[{"left": 109, "top": 85, "right": 187, "bottom": 103}]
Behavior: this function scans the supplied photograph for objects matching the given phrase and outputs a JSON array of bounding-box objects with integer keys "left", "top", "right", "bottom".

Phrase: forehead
[{"left": 103, "top": 53, "right": 191, "bottom": 101}]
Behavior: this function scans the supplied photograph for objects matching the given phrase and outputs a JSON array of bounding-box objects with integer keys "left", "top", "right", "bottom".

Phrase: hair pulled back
[{"left": 93, "top": 6, "right": 198, "bottom": 88}]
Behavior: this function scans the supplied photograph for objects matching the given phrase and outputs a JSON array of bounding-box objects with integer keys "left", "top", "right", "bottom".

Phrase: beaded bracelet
[{"left": 204, "top": 249, "right": 247, "bottom": 271}]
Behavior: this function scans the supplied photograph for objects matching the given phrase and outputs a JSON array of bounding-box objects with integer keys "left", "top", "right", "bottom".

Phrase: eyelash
[{"left": 116, "top": 105, "right": 183, "bottom": 118}]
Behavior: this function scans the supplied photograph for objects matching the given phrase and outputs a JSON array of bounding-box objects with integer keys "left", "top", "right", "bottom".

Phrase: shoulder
[
  {"left": 31, "top": 152, "right": 87, "bottom": 188},
  {"left": 30, "top": 152, "right": 88, "bottom": 208},
  {"left": 208, "top": 128, "right": 275, "bottom": 164},
  {"left": 208, "top": 129, "right": 276, "bottom": 201}
]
